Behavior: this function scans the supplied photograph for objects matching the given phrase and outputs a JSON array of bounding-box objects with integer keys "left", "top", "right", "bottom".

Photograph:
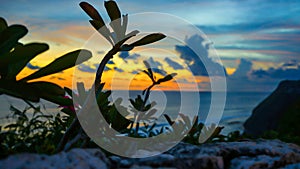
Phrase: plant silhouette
[
  {"left": 0, "top": 17, "right": 92, "bottom": 106},
  {"left": 56, "top": 0, "right": 168, "bottom": 151},
  {"left": 128, "top": 61, "right": 177, "bottom": 136},
  {"left": 79, "top": 1, "right": 166, "bottom": 90}
]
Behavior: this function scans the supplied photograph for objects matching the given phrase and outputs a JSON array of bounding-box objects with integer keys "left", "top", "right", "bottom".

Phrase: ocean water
[
  {"left": 0, "top": 91, "right": 270, "bottom": 134},
  {"left": 122, "top": 91, "right": 270, "bottom": 134}
]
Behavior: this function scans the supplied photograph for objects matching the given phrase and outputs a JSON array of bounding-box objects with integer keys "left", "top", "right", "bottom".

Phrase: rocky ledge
[{"left": 1, "top": 139, "right": 300, "bottom": 169}]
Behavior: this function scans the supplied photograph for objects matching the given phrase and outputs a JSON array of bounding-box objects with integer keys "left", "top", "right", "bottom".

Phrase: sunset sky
[{"left": 0, "top": 0, "right": 299, "bottom": 92}]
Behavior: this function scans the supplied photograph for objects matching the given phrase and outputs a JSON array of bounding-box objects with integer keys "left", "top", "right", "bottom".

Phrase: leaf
[
  {"left": 164, "top": 114, "right": 174, "bottom": 126},
  {"left": 105, "top": 1, "right": 122, "bottom": 41},
  {"left": 115, "top": 33, "right": 136, "bottom": 47},
  {"left": 144, "top": 109, "right": 157, "bottom": 119},
  {"left": 61, "top": 108, "right": 75, "bottom": 117},
  {"left": 5, "top": 43, "right": 49, "bottom": 80},
  {"left": 121, "top": 14, "right": 128, "bottom": 38},
  {"left": 143, "top": 61, "right": 154, "bottom": 81},
  {"left": 0, "top": 25, "right": 28, "bottom": 56},
  {"left": 149, "top": 123, "right": 156, "bottom": 132},
  {"left": 89, "top": 20, "right": 113, "bottom": 45},
  {"left": 104, "top": 1, "right": 121, "bottom": 22},
  {"left": 64, "top": 87, "right": 73, "bottom": 97},
  {"left": 0, "top": 17, "right": 8, "bottom": 33},
  {"left": 41, "top": 93, "right": 73, "bottom": 106},
  {"left": 157, "top": 73, "right": 177, "bottom": 84},
  {"left": 29, "top": 81, "right": 65, "bottom": 96},
  {"left": 79, "top": 2, "right": 103, "bottom": 21},
  {"left": 120, "top": 44, "right": 134, "bottom": 51},
  {"left": 144, "top": 103, "right": 152, "bottom": 111},
  {"left": 124, "top": 30, "right": 139, "bottom": 39},
  {"left": 21, "top": 49, "right": 92, "bottom": 81},
  {"left": 0, "top": 81, "right": 40, "bottom": 102},
  {"left": 129, "top": 33, "right": 166, "bottom": 47},
  {"left": 96, "top": 83, "right": 105, "bottom": 93},
  {"left": 179, "top": 114, "right": 191, "bottom": 129},
  {"left": 77, "top": 82, "right": 87, "bottom": 105},
  {"left": 104, "top": 101, "right": 131, "bottom": 131}
]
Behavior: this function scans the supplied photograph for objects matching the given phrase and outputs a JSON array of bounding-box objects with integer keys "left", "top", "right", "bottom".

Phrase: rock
[
  {"left": 1, "top": 139, "right": 300, "bottom": 169},
  {"left": 283, "top": 163, "right": 300, "bottom": 169},
  {"left": 0, "top": 148, "right": 109, "bottom": 169},
  {"left": 230, "top": 155, "right": 279, "bottom": 169},
  {"left": 244, "top": 80, "right": 300, "bottom": 137}
]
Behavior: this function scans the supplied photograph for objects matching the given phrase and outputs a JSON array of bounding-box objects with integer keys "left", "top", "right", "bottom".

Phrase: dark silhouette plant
[
  {"left": 0, "top": 17, "right": 92, "bottom": 106},
  {"left": 0, "top": 105, "right": 73, "bottom": 158},
  {"left": 56, "top": 0, "right": 167, "bottom": 151},
  {"left": 79, "top": 1, "right": 166, "bottom": 90},
  {"left": 128, "top": 61, "right": 177, "bottom": 136},
  {"left": 0, "top": 0, "right": 262, "bottom": 157}
]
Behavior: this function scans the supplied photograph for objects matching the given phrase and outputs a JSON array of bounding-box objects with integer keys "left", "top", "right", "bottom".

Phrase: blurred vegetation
[
  {"left": 1, "top": 0, "right": 299, "bottom": 160},
  {"left": 0, "top": 106, "right": 72, "bottom": 158}
]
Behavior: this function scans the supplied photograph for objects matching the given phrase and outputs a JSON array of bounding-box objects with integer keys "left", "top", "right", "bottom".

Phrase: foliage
[
  {"left": 261, "top": 130, "right": 300, "bottom": 145},
  {"left": 0, "top": 0, "right": 274, "bottom": 158},
  {"left": 0, "top": 105, "right": 72, "bottom": 158},
  {"left": 80, "top": 1, "right": 166, "bottom": 51},
  {"left": 0, "top": 17, "right": 92, "bottom": 106}
]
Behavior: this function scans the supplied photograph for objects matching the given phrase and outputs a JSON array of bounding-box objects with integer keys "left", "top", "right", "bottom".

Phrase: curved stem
[
  {"left": 143, "top": 84, "right": 155, "bottom": 106},
  {"left": 56, "top": 47, "right": 119, "bottom": 152},
  {"left": 95, "top": 47, "right": 119, "bottom": 91}
]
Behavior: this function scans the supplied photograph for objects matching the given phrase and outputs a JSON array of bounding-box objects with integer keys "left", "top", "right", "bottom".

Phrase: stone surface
[
  {"left": 244, "top": 80, "right": 300, "bottom": 136},
  {"left": 1, "top": 139, "right": 300, "bottom": 169},
  {"left": 0, "top": 148, "right": 109, "bottom": 169}
]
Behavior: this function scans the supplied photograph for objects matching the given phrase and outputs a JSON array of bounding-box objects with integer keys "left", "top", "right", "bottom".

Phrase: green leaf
[
  {"left": 143, "top": 61, "right": 154, "bottom": 82},
  {"left": 61, "top": 108, "right": 75, "bottom": 117},
  {"left": 21, "top": 49, "right": 92, "bottom": 81},
  {"left": 79, "top": 2, "right": 103, "bottom": 21},
  {"left": 124, "top": 30, "right": 139, "bottom": 39},
  {"left": 164, "top": 114, "right": 174, "bottom": 126},
  {"left": 89, "top": 20, "right": 113, "bottom": 46},
  {"left": 0, "top": 81, "right": 40, "bottom": 102},
  {"left": 144, "top": 109, "right": 157, "bottom": 119},
  {"left": 120, "top": 44, "right": 134, "bottom": 51},
  {"left": 29, "top": 82, "right": 72, "bottom": 105},
  {"left": 121, "top": 14, "right": 128, "bottom": 39},
  {"left": 41, "top": 94, "right": 72, "bottom": 106},
  {"left": 179, "top": 114, "right": 192, "bottom": 129},
  {"left": 149, "top": 123, "right": 156, "bottom": 132},
  {"left": 104, "top": 1, "right": 121, "bottom": 22},
  {"left": 5, "top": 43, "right": 49, "bottom": 80},
  {"left": 29, "top": 81, "right": 65, "bottom": 96},
  {"left": 77, "top": 82, "right": 87, "bottom": 105},
  {"left": 64, "top": 87, "right": 74, "bottom": 97},
  {"left": 0, "top": 17, "right": 8, "bottom": 33},
  {"left": 157, "top": 73, "right": 177, "bottom": 84},
  {"left": 129, "top": 33, "right": 166, "bottom": 47},
  {"left": 0, "top": 25, "right": 28, "bottom": 56},
  {"left": 104, "top": 1, "right": 122, "bottom": 41}
]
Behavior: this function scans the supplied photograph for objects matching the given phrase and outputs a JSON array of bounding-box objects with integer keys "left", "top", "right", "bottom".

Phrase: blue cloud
[
  {"left": 230, "top": 59, "right": 252, "bottom": 78},
  {"left": 252, "top": 63, "right": 300, "bottom": 80},
  {"left": 78, "top": 64, "right": 96, "bottom": 73},
  {"left": 145, "top": 57, "right": 166, "bottom": 76},
  {"left": 114, "top": 67, "right": 124, "bottom": 73},
  {"left": 175, "top": 35, "right": 227, "bottom": 76},
  {"left": 164, "top": 58, "right": 184, "bottom": 70}
]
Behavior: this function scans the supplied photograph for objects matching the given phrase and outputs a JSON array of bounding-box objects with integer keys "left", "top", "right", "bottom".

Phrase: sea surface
[{"left": 0, "top": 91, "right": 270, "bottom": 135}]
